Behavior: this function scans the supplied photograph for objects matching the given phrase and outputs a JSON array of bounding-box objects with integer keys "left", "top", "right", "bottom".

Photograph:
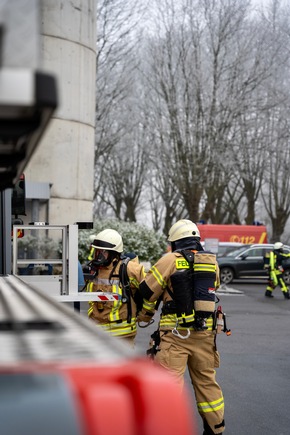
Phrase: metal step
[{"left": 0, "top": 275, "right": 135, "bottom": 366}]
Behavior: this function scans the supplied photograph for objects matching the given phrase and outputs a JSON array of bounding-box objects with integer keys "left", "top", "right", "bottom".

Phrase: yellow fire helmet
[
  {"left": 168, "top": 219, "right": 200, "bottom": 242},
  {"left": 91, "top": 229, "right": 123, "bottom": 253}
]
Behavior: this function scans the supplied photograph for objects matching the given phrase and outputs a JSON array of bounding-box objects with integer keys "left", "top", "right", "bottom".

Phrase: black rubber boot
[
  {"left": 203, "top": 419, "right": 223, "bottom": 434},
  {"left": 265, "top": 290, "right": 273, "bottom": 298},
  {"left": 283, "top": 291, "right": 290, "bottom": 299}
]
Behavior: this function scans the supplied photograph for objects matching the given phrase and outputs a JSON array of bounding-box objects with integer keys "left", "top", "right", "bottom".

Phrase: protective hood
[{"left": 172, "top": 237, "right": 204, "bottom": 252}]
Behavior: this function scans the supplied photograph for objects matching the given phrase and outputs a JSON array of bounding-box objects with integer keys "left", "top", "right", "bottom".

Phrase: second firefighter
[{"left": 86, "top": 228, "right": 145, "bottom": 345}]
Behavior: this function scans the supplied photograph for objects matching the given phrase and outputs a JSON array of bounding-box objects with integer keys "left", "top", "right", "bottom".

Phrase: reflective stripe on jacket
[
  {"left": 159, "top": 313, "right": 214, "bottom": 331},
  {"left": 95, "top": 317, "right": 137, "bottom": 337}
]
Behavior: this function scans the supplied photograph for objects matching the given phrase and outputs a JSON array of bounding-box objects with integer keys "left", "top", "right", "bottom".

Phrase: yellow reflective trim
[
  {"left": 129, "top": 276, "right": 140, "bottom": 288},
  {"left": 206, "top": 318, "right": 213, "bottom": 327},
  {"left": 179, "top": 312, "right": 195, "bottom": 322},
  {"left": 88, "top": 247, "right": 95, "bottom": 261},
  {"left": 175, "top": 260, "right": 216, "bottom": 272},
  {"left": 99, "top": 318, "right": 137, "bottom": 336},
  {"left": 197, "top": 396, "right": 224, "bottom": 413},
  {"left": 151, "top": 265, "right": 167, "bottom": 288},
  {"left": 109, "top": 284, "right": 122, "bottom": 322},
  {"left": 194, "top": 264, "right": 216, "bottom": 272},
  {"left": 159, "top": 314, "right": 213, "bottom": 331},
  {"left": 87, "top": 282, "right": 95, "bottom": 306},
  {"left": 159, "top": 314, "right": 177, "bottom": 324},
  {"left": 176, "top": 259, "right": 190, "bottom": 269},
  {"left": 87, "top": 282, "right": 94, "bottom": 293},
  {"left": 143, "top": 298, "right": 156, "bottom": 311}
]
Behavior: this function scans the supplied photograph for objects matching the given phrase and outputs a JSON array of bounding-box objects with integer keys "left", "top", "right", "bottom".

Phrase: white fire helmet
[
  {"left": 274, "top": 242, "right": 284, "bottom": 250},
  {"left": 91, "top": 229, "right": 123, "bottom": 253},
  {"left": 168, "top": 219, "right": 200, "bottom": 242}
]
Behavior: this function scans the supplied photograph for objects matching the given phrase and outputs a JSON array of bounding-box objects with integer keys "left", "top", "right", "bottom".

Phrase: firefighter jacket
[
  {"left": 87, "top": 258, "right": 145, "bottom": 338},
  {"left": 269, "top": 250, "right": 290, "bottom": 274},
  {"left": 139, "top": 249, "right": 220, "bottom": 332}
]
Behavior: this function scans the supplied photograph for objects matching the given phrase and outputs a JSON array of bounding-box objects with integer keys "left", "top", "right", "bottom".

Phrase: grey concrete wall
[{"left": 25, "top": 0, "right": 96, "bottom": 224}]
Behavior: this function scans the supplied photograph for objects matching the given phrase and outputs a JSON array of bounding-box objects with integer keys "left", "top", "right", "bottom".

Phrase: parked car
[
  {"left": 201, "top": 241, "right": 244, "bottom": 256},
  {"left": 216, "top": 242, "right": 244, "bottom": 257},
  {"left": 218, "top": 243, "right": 290, "bottom": 285}
]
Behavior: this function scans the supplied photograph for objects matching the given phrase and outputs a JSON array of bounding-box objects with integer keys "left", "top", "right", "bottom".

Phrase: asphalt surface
[
  {"left": 210, "top": 280, "right": 290, "bottom": 435},
  {"left": 77, "top": 279, "right": 290, "bottom": 435},
  {"left": 135, "top": 279, "right": 290, "bottom": 435}
]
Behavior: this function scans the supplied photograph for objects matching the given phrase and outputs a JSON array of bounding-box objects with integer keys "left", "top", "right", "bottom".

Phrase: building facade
[{"left": 24, "top": 0, "right": 96, "bottom": 225}]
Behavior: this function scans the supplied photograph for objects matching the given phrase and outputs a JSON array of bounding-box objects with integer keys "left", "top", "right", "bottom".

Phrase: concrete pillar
[{"left": 25, "top": 0, "right": 96, "bottom": 224}]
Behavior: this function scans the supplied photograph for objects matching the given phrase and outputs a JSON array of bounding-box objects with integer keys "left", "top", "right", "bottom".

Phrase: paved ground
[{"left": 73, "top": 279, "right": 290, "bottom": 435}]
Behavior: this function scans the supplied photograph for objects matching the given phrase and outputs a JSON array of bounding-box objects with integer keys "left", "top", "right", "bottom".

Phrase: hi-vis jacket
[
  {"left": 139, "top": 250, "right": 220, "bottom": 332},
  {"left": 87, "top": 259, "right": 145, "bottom": 338},
  {"left": 268, "top": 250, "right": 290, "bottom": 274}
]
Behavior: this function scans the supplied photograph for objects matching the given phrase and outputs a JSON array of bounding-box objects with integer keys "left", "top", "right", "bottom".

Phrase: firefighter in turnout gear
[
  {"left": 86, "top": 229, "right": 146, "bottom": 345},
  {"left": 137, "top": 219, "right": 225, "bottom": 435},
  {"left": 265, "top": 242, "right": 290, "bottom": 299}
]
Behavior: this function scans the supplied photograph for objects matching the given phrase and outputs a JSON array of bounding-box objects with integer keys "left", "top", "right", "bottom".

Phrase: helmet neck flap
[{"left": 171, "top": 237, "right": 203, "bottom": 253}]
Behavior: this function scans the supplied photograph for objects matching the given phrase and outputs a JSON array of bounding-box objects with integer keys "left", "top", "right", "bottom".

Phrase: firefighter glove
[{"left": 137, "top": 309, "right": 154, "bottom": 324}]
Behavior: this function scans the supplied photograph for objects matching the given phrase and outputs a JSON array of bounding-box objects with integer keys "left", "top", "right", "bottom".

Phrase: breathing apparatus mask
[
  {"left": 88, "top": 228, "right": 123, "bottom": 271},
  {"left": 89, "top": 249, "right": 119, "bottom": 270}
]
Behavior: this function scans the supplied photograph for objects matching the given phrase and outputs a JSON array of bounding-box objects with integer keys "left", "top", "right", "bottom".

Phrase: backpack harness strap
[{"left": 119, "top": 257, "right": 132, "bottom": 324}]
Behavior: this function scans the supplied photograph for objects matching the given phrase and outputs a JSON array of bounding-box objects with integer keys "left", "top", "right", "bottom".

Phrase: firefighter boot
[
  {"left": 203, "top": 419, "right": 223, "bottom": 435},
  {"left": 265, "top": 290, "right": 273, "bottom": 298},
  {"left": 283, "top": 291, "right": 290, "bottom": 299}
]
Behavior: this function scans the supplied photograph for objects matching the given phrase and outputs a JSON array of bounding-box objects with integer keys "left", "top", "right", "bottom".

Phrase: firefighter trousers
[
  {"left": 155, "top": 329, "right": 225, "bottom": 435},
  {"left": 267, "top": 270, "right": 288, "bottom": 293}
]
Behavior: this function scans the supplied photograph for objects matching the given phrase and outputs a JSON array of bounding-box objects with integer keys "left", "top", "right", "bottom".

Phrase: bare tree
[
  {"left": 143, "top": 0, "right": 261, "bottom": 224},
  {"left": 94, "top": 0, "right": 290, "bottom": 237},
  {"left": 257, "top": 0, "right": 290, "bottom": 239},
  {"left": 148, "top": 156, "right": 186, "bottom": 234},
  {"left": 94, "top": 0, "right": 147, "bottom": 206},
  {"left": 261, "top": 106, "right": 290, "bottom": 241},
  {"left": 95, "top": 120, "right": 149, "bottom": 222}
]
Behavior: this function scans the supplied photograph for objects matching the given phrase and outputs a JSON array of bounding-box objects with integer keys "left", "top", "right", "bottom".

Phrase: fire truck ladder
[{"left": 0, "top": 275, "right": 134, "bottom": 366}]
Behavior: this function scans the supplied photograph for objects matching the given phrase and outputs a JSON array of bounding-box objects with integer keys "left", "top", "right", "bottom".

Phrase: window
[{"left": 245, "top": 248, "right": 267, "bottom": 257}]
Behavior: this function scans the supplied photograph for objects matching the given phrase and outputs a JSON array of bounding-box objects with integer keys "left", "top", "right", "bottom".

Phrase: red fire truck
[
  {"left": 197, "top": 224, "right": 268, "bottom": 244},
  {"left": 0, "top": 275, "right": 197, "bottom": 435}
]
